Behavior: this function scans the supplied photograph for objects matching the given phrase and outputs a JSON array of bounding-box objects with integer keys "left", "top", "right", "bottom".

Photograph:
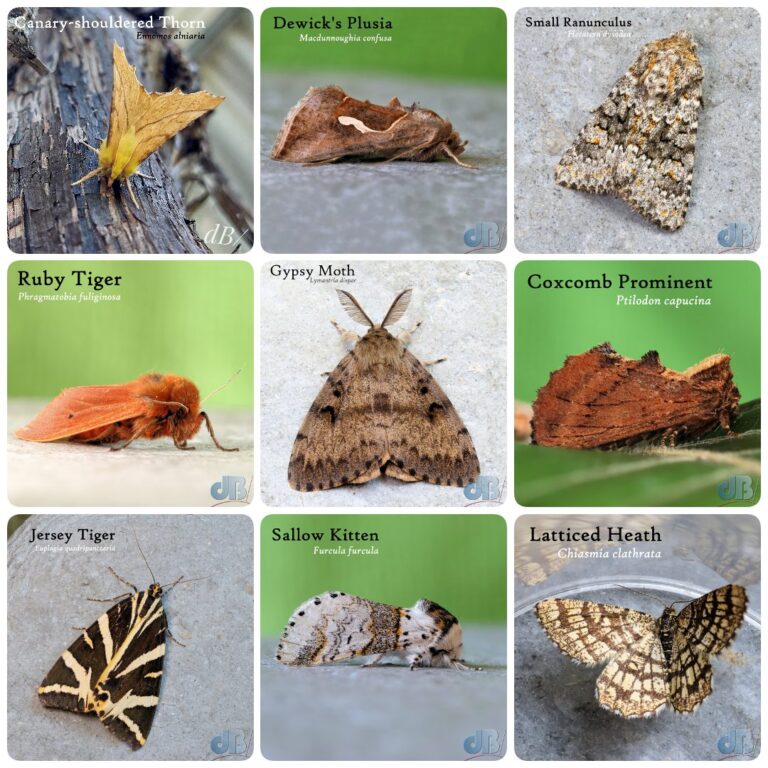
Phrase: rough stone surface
[
  {"left": 261, "top": 626, "right": 506, "bottom": 760},
  {"left": 8, "top": 405, "right": 254, "bottom": 506}
]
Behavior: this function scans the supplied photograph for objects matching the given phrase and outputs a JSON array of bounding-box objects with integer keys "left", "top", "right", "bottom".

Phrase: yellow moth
[{"left": 71, "top": 41, "right": 225, "bottom": 207}]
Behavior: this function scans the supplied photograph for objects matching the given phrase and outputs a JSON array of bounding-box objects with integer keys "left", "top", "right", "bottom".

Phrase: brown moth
[
  {"left": 531, "top": 342, "right": 740, "bottom": 449},
  {"left": 288, "top": 288, "right": 480, "bottom": 491},
  {"left": 271, "top": 86, "right": 473, "bottom": 168}
]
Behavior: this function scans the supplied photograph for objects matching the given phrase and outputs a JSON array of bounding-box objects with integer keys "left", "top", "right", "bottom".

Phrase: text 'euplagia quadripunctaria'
[{"left": 38, "top": 580, "right": 168, "bottom": 749}]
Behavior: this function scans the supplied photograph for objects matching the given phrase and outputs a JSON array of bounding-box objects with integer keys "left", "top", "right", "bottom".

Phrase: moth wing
[
  {"left": 288, "top": 342, "right": 479, "bottom": 490},
  {"left": 533, "top": 347, "right": 723, "bottom": 447},
  {"left": 675, "top": 584, "right": 747, "bottom": 656},
  {"left": 383, "top": 348, "right": 479, "bottom": 486},
  {"left": 106, "top": 42, "right": 223, "bottom": 172},
  {"left": 535, "top": 598, "right": 657, "bottom": 665},
  {"left": 16, "top": 384, "right": 148, "bottom": 441},
  {"left": 277, "top": 592, "right": 400, "bottom": 666},
  {"left": 39, "top": 589, "right": 167, "bottom": 750},
  {"left": 555, "top": 33, "right": 702, "bottom": 230}
]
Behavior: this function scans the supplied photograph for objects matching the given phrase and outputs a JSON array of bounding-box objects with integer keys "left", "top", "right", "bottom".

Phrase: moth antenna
[
  {"left": 336, "top": 290, "right": 374, "bottom": 327},
  {"left": 132, "top": 528, "right": 156, "bottom": 585},
  {"left": 381, "top": 288, "right": 413, "bottom": 327},
  {"left": 617, "top": 584, "right": 670, "bottom": 608},
  {"left": 161, "top": 575, "right": 209, "bottom": 591},
  {"left": 200, "top": 369, "right": 242, "bottom": 406}
]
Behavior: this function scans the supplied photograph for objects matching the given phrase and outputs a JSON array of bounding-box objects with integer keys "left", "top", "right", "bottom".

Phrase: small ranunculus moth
[
  {"left": 16, "top": 373, "right": 237, "bottom": 451},
  {"left": 71, "top": 41, "right": 225, "bottom": 207},
  {"left": 271, "top": 85, "right": 474, "bottom": 168}
]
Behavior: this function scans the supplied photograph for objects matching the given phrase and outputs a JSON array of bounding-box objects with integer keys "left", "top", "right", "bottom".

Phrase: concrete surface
[
  {"left": 8, "top": 403, "right": 254, "bottom": 506},
  {"left": 262, "top": 73, "right": 506, "bottom": 253},
  {"left": 8, "top": 515, "right": 254, "bottom": 760},
  {"left": 514, "top": 7, "right": 760, "bottom": 253},
  {"left": 514, "top": 585, "right": 760, "bottom": 760},
  {"left": 261, "top": 626, "right": 506, "bottom": 760},
  {"left": 260, "top": 260, "right": 507, "bottom": 506}
]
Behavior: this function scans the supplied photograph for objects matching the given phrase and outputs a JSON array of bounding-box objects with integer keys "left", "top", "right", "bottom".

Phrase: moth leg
[
  {"left": 397, "top": 320, "right": 422, "bottom": 347},
  {"left": 124, "top": 176, "right": 140, "bottom": 208},
  {"left": 420, "top": 356, "right": 447, "bottom": 368},
  {"left": 661, "top": 428, "right": 678, "bottom": 448},
  {"left": 440, "top": 142, "right": 476, "bottom": 169},
  {"left": 201, "top": 411, "right": 239, "bottom": 452},
  {"left": 109, "top": 428, "right": 145, "bottom": 451},
  {"left": 81, "top": 141, "right": 101, "bottom": 155},
  {"left": 362, "top": 653, "right": 386, "bottom": 668},
  {"left": 173, "top": 435, "right": 195, "bottom": 451},
  {"left": 133, "top": 170, "right": 154, "bottom": 180},
  {"left": 108, "top": 565, "right": 138, "bottom": 593},
  {"left": 70, "top": 166, "right": 104, "bottom": 187},
  {"left": 331, "top": 319, "right": 360, "bottom": 346},
  {"left": 166, "top": 626, "right": 187, "bottom": 647}
]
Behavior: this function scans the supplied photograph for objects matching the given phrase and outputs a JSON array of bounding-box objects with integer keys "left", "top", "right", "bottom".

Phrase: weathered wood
[{"left": 7, "top": 7, "right": 212, "bottom": 253}]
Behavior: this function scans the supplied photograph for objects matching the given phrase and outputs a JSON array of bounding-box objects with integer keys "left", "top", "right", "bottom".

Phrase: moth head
[
  {"left": 413, "top": 598, "right": 465, "bottom": 667},
  {"left": 637, "top": 31, "right": 703, "bottom": 102},
  {"left": 149, "top": 582, "right": 163, "bottom": 598}
]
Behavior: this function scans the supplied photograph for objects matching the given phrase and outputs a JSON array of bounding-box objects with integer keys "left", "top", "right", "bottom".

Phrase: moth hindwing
[
  {"left": 288, "top": 288, "right": 481, "bottom": 491},
  {"left": 38, "top": 568, "right": 172, "bottom": 750}
]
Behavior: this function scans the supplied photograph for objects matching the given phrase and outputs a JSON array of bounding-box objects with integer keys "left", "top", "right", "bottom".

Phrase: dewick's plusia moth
[
  {"left": 288, "top": 288, "right": 480, "bottom": 491},
  {"left": 271, "top": 86, "right": 474, "bottom": 167}
]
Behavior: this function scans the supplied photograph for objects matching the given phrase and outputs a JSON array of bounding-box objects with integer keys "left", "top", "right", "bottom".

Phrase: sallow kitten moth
[
  {"left": 276, "top": 591, "right": 470, "bottom": 670},
  {"left": 288, "top": 288, "right": 480, "bottom": 491}
]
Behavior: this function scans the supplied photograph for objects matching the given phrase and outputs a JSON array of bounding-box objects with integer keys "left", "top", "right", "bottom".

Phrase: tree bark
[{"left": 7, "top": 7, "right": 213, "bottom": 253}]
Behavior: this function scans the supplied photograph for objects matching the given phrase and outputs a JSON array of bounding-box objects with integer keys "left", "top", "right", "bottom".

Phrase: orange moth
[
  {"left": 71, "top": 41, "right": 225, "bottom": 207},
  {"left": 15, "top": 373, "right": 237, "bottom": 451}
]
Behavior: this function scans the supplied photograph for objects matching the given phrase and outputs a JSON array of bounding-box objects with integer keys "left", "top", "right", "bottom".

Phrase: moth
[
  {"left": 535, "top": 584, "right": 747, "bottom": 717},
  {"left": 288, "top": 288, "right": 480, "bottom": 491},
  {"left": 15, "top": 373, "right": 237, "bottom": 451},
  {"left": 531, "top": 342, "right": 740, "bottom": 448},
  {"left": 276, "top": 591, "right": 470, "bottom": 670},
  {"left": 271, "top": 85, "right": 473, "bottom": 167},
  {"left": 71, "top": 41, "right": 224, "bottom": 207},
  {"left": 555, "top": 31, "right": 703, "bottom": 230},
  {"left": 38, "top": 551, "right": 188, "bottom": 749}
]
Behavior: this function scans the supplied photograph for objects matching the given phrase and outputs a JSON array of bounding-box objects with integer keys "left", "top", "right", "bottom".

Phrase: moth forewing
[
  {"left": 37, "top": 550, "right": 192, "bottom": 750},
  {"left": 287, "top": 289, "right": 480, "bottom": 491},
  {"left": 276, "top": 592, "right": 470, "bottom": 670}
]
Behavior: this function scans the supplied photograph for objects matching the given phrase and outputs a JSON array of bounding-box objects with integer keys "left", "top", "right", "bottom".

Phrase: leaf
[{"left": 515, "top": 400, "right": 760, "bottom": 507}]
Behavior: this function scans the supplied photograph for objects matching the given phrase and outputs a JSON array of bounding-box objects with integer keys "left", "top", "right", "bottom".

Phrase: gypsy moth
[
  {"left": 288, "top": 288, "right": 480, "bottom": 491},
  {"left": 276, "top": 591, "right": 470, "bottom": 670}
]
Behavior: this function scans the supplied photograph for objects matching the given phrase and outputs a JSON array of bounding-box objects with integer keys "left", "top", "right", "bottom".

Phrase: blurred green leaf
[{"left": 515, "top": 400, "right": 760, "bottom": 507}]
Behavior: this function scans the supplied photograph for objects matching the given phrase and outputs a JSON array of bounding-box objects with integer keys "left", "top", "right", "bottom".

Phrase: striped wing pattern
[{"left": 38, "top": 585, "right": 167, "bottom": 749}]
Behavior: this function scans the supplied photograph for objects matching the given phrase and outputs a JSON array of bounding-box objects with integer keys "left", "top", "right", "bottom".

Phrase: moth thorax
[
  {"left": 657, "top": 607, "right": 677, "bottom": 664},
  {"left": 359, "top": 329, "right": 403, "bottom": 371}
]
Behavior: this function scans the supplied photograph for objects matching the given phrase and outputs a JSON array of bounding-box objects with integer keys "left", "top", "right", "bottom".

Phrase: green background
[
  {"left": 515, "top": 261, "right": 760, "bottom": 402},
  {"left": 261, "top": 7, "right": 506, "bottom": 82},
  {"left": 8, "top": 261, "right": 253, "bottom": 408},
  {"left": 261, "top": 514, "right": 506, "bottom": 635}
]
